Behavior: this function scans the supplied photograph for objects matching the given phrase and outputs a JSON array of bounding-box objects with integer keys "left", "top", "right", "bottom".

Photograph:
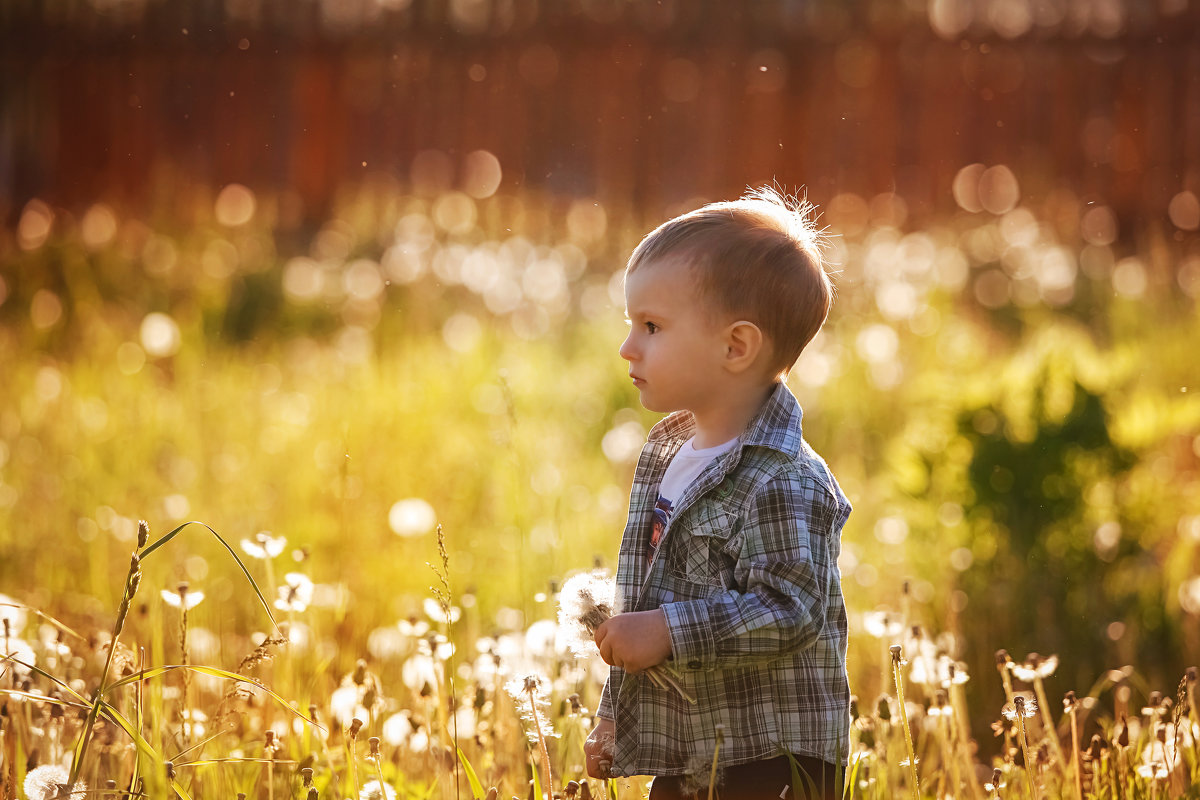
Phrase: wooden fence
[{"left": 2, "top": 0, "right": 1199, "bottom": 231}]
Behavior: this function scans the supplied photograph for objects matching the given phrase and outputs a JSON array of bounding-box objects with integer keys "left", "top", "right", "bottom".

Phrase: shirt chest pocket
[{"left": 668, "top": 504, "right": 742, "bottom": 589}]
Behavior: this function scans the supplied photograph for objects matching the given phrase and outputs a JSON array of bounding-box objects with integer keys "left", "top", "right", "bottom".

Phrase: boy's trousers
[{"left": 647, "top": 753, "right": 843, "bottom": 800}]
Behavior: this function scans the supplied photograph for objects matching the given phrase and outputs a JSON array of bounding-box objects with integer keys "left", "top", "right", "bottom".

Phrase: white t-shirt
[{"left": 646, "top": 435, "right": 739, "bottom": 566}]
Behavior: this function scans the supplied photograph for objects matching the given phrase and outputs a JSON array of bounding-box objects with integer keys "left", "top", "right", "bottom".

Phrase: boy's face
[{"left": 619, "top": 258, "right": 729, "bottom": 416}]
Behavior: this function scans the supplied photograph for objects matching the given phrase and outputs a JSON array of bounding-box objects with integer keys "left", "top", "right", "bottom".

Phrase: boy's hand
[
  {"left": 594, "top": 609, "right": 672, "bottom": 673},
  {"left": 584, "top": 716, "right": 615, "bottom": 779}
]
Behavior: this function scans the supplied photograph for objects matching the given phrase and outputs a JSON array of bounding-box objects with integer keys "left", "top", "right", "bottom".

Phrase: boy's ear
[{"left": 722, "top": 320, "right": 765, "bottom": 373}]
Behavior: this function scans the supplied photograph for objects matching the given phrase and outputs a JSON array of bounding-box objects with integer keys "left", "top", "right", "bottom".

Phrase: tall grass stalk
[
  {"left": 69, "top": 538, "right": 145, "bottom": 794},
  {"left": 890, "top": 645, "right": 920, "bottom": 800},
  {"left": 427, "top": 524, "right": 461, "bottom": 800},
  {"left": 1065, "top": 692, "right": 1083, "bottom": 800},
  {"left": 176, "top": 583, "right": 194, "bottom": 749}
]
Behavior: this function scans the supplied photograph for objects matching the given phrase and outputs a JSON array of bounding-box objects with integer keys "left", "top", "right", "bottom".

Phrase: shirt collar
[{"left": 646, "top": 381, "right": 804, "bottom": 457}]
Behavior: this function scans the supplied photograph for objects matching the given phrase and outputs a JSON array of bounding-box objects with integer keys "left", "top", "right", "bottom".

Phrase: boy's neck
[{"left": 689, "top": 380, "right": 778, "bottom": 450}]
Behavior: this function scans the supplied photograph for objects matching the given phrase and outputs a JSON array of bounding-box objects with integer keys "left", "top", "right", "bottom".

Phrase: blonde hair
[{"left": 626, "top": 186, "right": 833, "bottom": 378}]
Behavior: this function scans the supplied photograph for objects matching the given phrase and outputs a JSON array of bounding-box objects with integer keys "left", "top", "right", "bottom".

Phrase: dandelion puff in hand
[
  {"left": 556, "top": 568, "right": 696, "bottom": 704},
  {"left": 557, "top": 569, "right": 618, "bottom": 657}
]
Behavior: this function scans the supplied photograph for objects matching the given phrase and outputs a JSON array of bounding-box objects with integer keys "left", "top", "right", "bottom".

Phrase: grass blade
[
  {"left": 456, "top": 746, "right": 486, "bottom": 799},
  {"left": 2, "top": 655, "right": 90, "bottom": 704},
  {"left": 108, "top": 664, "right": 323, "bottom": 732},
  {"left": 140, "top": 521, "right": 281, "bottom": 631},
  {"left": 98, "top": 699, "right": 195, "bottom": 800},
  {"left": 0, "top": 601, "right": 87, "bottom": 642}
]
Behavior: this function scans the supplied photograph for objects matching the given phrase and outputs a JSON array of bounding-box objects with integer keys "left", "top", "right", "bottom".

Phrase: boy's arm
[{"left": 660, "top": 473, "right": 846, "bottom": 671}]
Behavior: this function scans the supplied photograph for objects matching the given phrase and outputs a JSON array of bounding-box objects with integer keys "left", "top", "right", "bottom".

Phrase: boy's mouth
[{"left": 629, "top": 374, "right": 645, "bottom": 386}]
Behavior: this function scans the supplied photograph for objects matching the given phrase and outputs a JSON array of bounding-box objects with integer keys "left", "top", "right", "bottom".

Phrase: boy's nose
[{"left": 618, "top": 333, "right": 636, "bottom": 361}]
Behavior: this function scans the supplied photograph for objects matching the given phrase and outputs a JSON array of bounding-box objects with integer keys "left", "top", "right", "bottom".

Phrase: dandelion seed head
[
  {"left": 1012, "top": 652, "right": 1059, "bottom": 682},
  {"left": 1135, "top": 761, "right": 1169, "bottom": 781},
  {"left": 1002, "top": 694, "right": 1038, "bottom": 720},
  {"left": 400, "top": 653, "right": 440, "bottom": 696},
  {"left": 422, "top": 596, "right": 461, "bottom": 624},
  {"left": 862, "top": 609, "right": 904, "bottom": 639},
  {"left": 397, "top": 617, "right": 431, "bottom": 639},
  {"left": 557, "top": 569, "right": 617, "bottom": 655},
  {"left": 24, "top": 765, "right": 86, "bottom": 800},
  {"left": 505, "top": 673, "right": 559, "bottom": 743},
  {"left": 274, "top": 573, "right": 314, "bottom": 612},
  {"left": 161, "top": 586, "right": 205, "bottom": 610},
  {"left": 359, "top": 779, "right": 397, "bottom": 800},
  {"left": 381, "top": 711, "right": 414, "bottom": 747},
  {"left": 2, "top": 637, "right": 35, "bottom": 676},
  {"left": 241, "top": 532, "right": 287, "bottom": 559}
]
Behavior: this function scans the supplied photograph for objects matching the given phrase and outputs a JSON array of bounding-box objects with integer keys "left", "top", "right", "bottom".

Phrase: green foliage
[{"left": 1, "top": 186, "right": 1199, "bottom": 798}]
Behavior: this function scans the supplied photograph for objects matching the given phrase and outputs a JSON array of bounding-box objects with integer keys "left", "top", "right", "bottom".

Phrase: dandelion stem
[
  {"left": 1031, "top": 676, "right": 1066, "bottom": 779},
  {"left": 527, "top": 683, "right": 555, "bottom": 800},
  {"left": 707, "top": 726, "right": 724, "bottom": 800},
  {"left": 348, "top": 718, "right": 363, "bottom": 800},
  {"left": 891, "top": 646, "right": 920, "bottom": 800},
  {"left": 950, "top": 683, "right": 986, "bottom": 800},
  {"left": 370, "top": 738, "right": 387, "bottom": 800},
  {"left": 1013, "top": 703, "right": 1039, "bottom": 800},
  {"left": 1066, "top": 695, "right": 1083, "bottom": 800}
]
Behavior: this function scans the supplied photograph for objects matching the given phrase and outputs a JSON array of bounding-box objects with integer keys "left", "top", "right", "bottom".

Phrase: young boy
[{"left": 583, "top": 188, "right": 851, "bottom": 800}]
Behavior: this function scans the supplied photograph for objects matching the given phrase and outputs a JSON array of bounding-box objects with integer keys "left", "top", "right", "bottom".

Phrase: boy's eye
[{"left": 644, "top": 322, "right": 659, "bottom": 334}]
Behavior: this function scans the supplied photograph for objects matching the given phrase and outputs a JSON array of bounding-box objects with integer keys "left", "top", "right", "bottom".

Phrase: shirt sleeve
[
  {"left": 659, "top": 472, "right": 842, "bottom": 671},
  {"left": 597, "top": 672, "right": 616, "bottom": 719}
]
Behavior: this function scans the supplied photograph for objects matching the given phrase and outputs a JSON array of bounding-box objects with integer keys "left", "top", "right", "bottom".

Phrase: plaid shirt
[{"left": 598, "top": 382, "right": 852, "bottom": 776}]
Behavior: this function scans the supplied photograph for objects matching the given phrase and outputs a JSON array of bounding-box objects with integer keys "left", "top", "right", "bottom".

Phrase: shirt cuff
[{"left": 661, "top": 600, "right": 717, "bottom": 671}]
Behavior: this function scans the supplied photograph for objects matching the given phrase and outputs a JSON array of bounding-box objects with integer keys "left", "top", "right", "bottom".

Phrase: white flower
[
  {"left": 241, "top": 532, "right": 287, "bottom": 560},
  {"left": 2, "top": 637, "right": 36, "bottom": 676},
  {"left": 1011, "top": 653, "right": 1059, "bottom": 682},
  {"left": 1136, "top": 761, "right": 1169, "bottom": 781},
  {"left": 381, "top": 711, "right": 414, "bottom": 747},
  {"left": 275, "top": 573, "right": 314, "bottom": 612},
  {"left": 524, "top": 618, "right": 563, "bottom": 660},
  {"left": 400, "top": 653, "right": 441, "bottom": 695},
  {"left": 329, "top": 685, "right": 369, "bottom": 729},
  {"left": 862, "top": 610, "right": 903, "bottom": 639},
  {"left": 0, "top": 593, "right": 28, "bottom": 636},
  {"left": 397, "top": 618, "right": 431, "bottom": 639},
  {"left": 161, "top": 587, "right": 205, "bottom": 610},
  {"left": 422, "top": 597, "right": 461, "bottom": 625}
]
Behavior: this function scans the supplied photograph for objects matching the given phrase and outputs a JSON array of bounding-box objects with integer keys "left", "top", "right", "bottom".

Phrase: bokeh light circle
[{"left": 215, "top": 184, "right": 257, "bottom": 227}]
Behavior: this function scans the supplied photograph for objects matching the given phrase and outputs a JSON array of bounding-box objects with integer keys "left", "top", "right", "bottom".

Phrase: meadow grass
[{"left": 2, "top": 185, "right": 1199, "bottom": 797}]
